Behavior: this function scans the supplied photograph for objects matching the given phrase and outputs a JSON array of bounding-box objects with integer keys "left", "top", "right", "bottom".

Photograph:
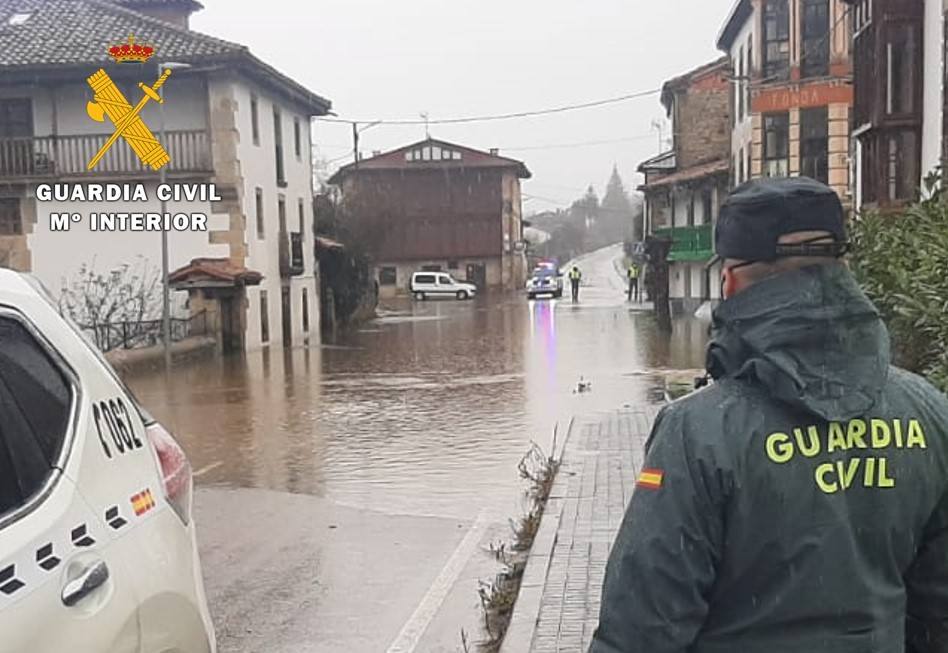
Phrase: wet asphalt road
[{"left": 126, "top": 244, "right": 708, "bottom": 652}]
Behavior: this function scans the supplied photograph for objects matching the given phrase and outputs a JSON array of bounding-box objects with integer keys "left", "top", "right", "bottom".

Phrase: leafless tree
[{"left": 58, "top": 257, "right": 162, "bottom": 350}]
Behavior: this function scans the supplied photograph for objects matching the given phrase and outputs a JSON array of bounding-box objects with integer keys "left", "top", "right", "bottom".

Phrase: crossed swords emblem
[{"left": 85, "top": 68, "right": 173, "bottom": 171}]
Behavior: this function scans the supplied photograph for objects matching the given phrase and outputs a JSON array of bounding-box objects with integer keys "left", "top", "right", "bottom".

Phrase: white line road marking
[
  {"left": 193, "top": 461, "right": 223, "bottom": 478},
  {"left": 386, "top": 510, "right": 491, "bottom": 653}
]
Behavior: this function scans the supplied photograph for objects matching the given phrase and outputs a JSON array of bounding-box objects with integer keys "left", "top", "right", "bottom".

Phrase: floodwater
[{"left": 126, "top": 244, "right": 709, "bottom": 522}]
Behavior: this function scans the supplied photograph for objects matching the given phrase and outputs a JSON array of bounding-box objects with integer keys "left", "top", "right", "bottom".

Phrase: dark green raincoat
[{"left": 591, "top": 263, "right": 948, "bottom": 653}]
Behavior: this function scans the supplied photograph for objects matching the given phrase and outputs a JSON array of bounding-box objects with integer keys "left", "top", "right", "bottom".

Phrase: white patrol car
[
  {"left": 526, "top": 264, "right": 564, "bottom": 300},
  {"left": 0, "top": 271, "right": 215, "bottom": 653}
]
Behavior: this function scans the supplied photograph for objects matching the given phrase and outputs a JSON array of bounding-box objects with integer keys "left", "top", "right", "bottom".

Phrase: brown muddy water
[{"left": 126, "top": 246, "right": 708, "bottom": 521}]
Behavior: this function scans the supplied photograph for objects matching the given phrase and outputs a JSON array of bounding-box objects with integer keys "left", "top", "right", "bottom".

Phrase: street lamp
[{"left": 157, "top": 61, "right": 191, "bottom": 370}]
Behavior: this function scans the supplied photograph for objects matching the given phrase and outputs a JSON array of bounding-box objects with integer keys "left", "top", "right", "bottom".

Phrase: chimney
[
  {"left": 114, "top": 0, "right": 204, "bottom": 29},
  {"left": 489, "top": 148, "right": 500, "bottom": 156}
]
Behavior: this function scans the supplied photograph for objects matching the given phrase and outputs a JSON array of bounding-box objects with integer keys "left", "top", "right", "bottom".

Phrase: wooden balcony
[
  {"left": 0, "top": 130, "right": 213, "bottom": 180},
  {"left": 652, "top": 224, "right": 714, "bottom": 262}
]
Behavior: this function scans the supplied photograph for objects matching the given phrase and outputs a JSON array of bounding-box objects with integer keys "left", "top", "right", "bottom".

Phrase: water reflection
[{"left": 127, "top": 278, "right": 707, "bottom": 520}]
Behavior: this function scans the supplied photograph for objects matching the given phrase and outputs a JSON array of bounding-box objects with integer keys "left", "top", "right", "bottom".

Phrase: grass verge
[{"left": 462, "top": 436, "right": 562, "bottom": 652}]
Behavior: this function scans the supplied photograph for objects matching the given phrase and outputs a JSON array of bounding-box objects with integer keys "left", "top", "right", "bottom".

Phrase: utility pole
[
  {"left": 651, "top": 119, "right": 665, "bottom": 152},
  {"left": 420, "top": 112, "right": 430, "bottom": 139},
  {"left": 352, "top": 122, "right": 359, "bottom": 171}
]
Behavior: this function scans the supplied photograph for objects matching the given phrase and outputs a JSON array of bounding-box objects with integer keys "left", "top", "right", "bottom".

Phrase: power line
[
  {"left": 314, "top": 88, "right": 662, "bottom": 126},
  {"left": 504, "top": 134, "right": 656, "bottom": 152}
]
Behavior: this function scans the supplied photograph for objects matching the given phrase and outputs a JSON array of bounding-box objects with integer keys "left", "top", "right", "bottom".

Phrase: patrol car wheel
[
  {"left": 456, "top": 290, "right": 468, "bottom": 300},
  {"left": 414, "top": 292, "right": 426, "bottom": 301}
]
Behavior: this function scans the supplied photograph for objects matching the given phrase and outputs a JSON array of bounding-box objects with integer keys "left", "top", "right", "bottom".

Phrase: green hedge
[{"left": 850, "top": 180, "right": 948, "bottom": 393}]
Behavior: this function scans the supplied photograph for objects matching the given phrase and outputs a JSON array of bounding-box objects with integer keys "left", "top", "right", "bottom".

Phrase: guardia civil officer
[
  {"left": 591, "top": 177, "right": 948, "bottom": 653},
  {"left": 626, "top": 262, "right": 640, "bottom": 302},
  {"left": 569, "top": 265, "right": 583, "bottom": 301}
]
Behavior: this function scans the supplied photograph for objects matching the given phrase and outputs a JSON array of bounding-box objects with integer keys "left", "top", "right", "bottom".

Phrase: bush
[{"left": 850, "top": 176, "right": 948, "bottom": 393}]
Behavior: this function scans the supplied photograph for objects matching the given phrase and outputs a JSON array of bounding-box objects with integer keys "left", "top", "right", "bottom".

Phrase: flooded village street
[{"left": 126, "top": 245, "right": 708, "bottom": 653}]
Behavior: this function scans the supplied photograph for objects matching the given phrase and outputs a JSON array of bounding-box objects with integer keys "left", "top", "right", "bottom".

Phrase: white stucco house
[{"left": 0, "top": 0, "right": 331, "bottom": 351}]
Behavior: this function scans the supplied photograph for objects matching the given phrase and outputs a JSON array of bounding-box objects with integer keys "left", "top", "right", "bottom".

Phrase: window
[
  {"left": 800, "top": 107, "right": 829, "bottom": 184},
  {"left": 302, "top": 289, "right": 309, "bottom": 333},
  {"left": 250, "top": 94, "right": 260, "bottom": 146},
  {"left": 854, "top": 0, "right": 873, "bottom": 34},
  {"left": 421, "top": 264, "right": 442, "bottom": 272},
  {"left": 746, "top": 35, "right": 753, "bottom": 111},
  {"left": 278, "top": 195, "right": 287, "bottom": 234},
  {"left": 763, "top": 112, "right": 790, "bottom": 177},
  {"left": 763, "top": 0, "right": 790, "bottom": 80},
  {"left": 0, "top": 316, "right": 72, "bottom": 517},
  {"left": 737, "top": 47, "right": 745, "bottom": 122},
  {"left": 379, "top": 267, "right": 397, "bottom": 285},
  {"left": 701, "top": 189, "right": 713, "bottom": 224},
  {"left": 0, "top": 199, "right": 22, "bottom": 236},
  {"left": 255, "top": 188, "right": 264, "bottom": 239},
  {"left": 887, "top": 24, "right": 919, "bottom": 115},
  {"left": 294, "top": 117, "right": 302, "bottom": 159},
  {"left": 414, "top": 274, "right": 436, "bottom": 284},
  {"left": 802, "top": 0, "right": 830, "bottom": 78},
  {"left": 447, "top": 260, "right": 459, "bottom": 270},
  {"left": 687, "top": 195, "right": 695, "bottom": 227},
  {"left": 298, "top": 198, "right": 305, "bottom": 235},
  {"left": 438, "top": 275, "right": 453, "bottom": 285},
  {"left": 886, "top": 131, "right": 920, "bottom": 202},
  {"left": 260, "top": 291, "right": 270, "bottom": 343},
  {"left": 274, "top": 108, "right": 286, "bottom": 186}
]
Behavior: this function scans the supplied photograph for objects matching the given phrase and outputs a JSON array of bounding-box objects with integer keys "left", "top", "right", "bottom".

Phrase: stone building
[
  {"left": 638, "top": 57, "right": 732, "bottom": 314},
  {"left": 328, "top": 139, "right": 531, "bottom": 298},
  {"left": 0, "top": 0, "right": 331, "bottom": 351},
  {"left": 717, "top": 0, "right": 854, "bottom": 200}
]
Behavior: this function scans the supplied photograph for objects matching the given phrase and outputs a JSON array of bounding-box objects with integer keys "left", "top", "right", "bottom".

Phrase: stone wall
[{"left": 675, "top": 66, "right": 732, "bottom": 169}]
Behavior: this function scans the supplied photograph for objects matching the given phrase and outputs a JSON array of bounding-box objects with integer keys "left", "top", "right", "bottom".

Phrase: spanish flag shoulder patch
[{"left": 636, "top": 468, "right": 664, "bottom": 490}]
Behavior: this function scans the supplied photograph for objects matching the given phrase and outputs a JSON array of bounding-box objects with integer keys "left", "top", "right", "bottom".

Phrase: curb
[{"left": 499, "top": 416, "right": 577, "bottom": 653}]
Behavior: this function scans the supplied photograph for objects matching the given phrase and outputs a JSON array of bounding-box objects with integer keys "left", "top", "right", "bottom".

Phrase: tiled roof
[
  {"left": 0, "top": 0, "right": 331, "bottom": 113},
  {"left": 328, "top": 138, "right": 532, "bottom": 184},
  {"left": 639, "top": 159, "right": 730, "bottom": 190},
  {"left": 169, "top": 258, "right": 263, "bottom": 287},
  {"left": 112, "top": 0, "right": 203, "bottom": 8},
  {"left": 0, "top": 0, "right": 239, "bottom": 67}
]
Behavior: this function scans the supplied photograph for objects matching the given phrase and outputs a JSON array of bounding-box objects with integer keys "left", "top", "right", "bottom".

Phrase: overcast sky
[{"left": 193, "top": 0, "right": 735, "bottom": 213}]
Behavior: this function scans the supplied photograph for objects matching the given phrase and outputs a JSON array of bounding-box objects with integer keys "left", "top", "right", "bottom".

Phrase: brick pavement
[{"left": 501, "top": 407, "right": 661, "bottom": 653}]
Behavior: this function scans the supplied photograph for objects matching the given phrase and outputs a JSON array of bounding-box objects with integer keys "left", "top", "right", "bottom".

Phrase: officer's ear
[{"left": 722, "top": 264, "right": 742, "bottom": 299}]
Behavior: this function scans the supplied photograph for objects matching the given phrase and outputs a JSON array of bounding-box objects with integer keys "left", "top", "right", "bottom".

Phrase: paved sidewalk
[{"left": 501, "top": 406, "right": 661, "bottom": 653}]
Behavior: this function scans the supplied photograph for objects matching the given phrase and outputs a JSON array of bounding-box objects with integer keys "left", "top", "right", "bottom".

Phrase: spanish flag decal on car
[
  {"left": 131, "top": 489, "right": 156, "bottom": 516},
  {"left": 637, "top": 468, "right": 664, "bottom": 490}
]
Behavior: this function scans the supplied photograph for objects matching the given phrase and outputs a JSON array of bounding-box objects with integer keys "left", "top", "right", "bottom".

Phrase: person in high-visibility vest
[
  {"left": 569, "top": 266, "right": 582, "bottom": 301},
  {"left": 627, "top": 262, "right": 640, "bottom": 302}
]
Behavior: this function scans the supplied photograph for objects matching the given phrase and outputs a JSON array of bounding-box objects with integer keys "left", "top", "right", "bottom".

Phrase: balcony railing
[
  {"left": 652, "top": 224, "right": 714, "bottom": 262},
  {"left": 764, "top": 158, "right": 790, "bottom": 178},
  {"left": 0, "top": 130, "right": 213, "bottom": 179}
]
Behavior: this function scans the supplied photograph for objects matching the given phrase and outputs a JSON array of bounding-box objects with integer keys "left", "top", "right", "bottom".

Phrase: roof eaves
[{"left": 716, "top": 0, "right": 753, "bottom": 51}]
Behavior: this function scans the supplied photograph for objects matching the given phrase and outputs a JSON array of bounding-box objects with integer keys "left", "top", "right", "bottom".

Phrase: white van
[{"left": 410, "top": 272, "right": 477, "bottom": 300}]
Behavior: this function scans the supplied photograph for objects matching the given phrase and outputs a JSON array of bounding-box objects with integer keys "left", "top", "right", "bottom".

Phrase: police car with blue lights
[
  {"left": 526, "top": 260, "right": 564, "bottom": 300},
  {"left": 0, "top": 270, "right": 215, "bottom": 653}
]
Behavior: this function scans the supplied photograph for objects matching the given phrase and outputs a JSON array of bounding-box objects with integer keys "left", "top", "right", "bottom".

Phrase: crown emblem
[{"left": 108, "top": 35, "right": 155, "bottom": 64}]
